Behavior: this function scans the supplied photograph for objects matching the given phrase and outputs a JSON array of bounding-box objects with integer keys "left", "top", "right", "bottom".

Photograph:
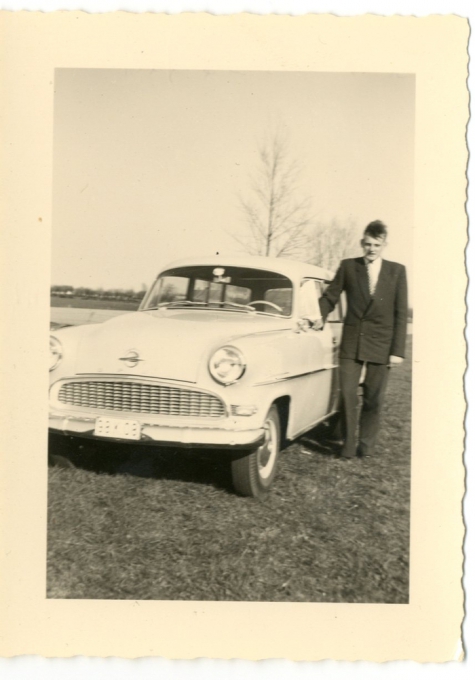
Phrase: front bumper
[{"left": 48, "top": 411, "right": 265, "bottom": 450}]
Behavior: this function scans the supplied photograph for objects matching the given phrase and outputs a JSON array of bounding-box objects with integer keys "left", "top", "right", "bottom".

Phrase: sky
[{"left": 52, "top": 69, "right": 414, "bottom": 292}]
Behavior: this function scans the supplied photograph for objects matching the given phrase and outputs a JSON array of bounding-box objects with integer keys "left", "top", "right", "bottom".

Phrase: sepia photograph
[
  {"left": 0, "top": 8, "right": 468, "bottom": 664},
  {"left": 48, "top": 68, "right": 414, "bottom": 603}
]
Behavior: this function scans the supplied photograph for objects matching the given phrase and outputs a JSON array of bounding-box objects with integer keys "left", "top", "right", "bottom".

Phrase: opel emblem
[{"left": 119, "top": 350, "right": 143, "bottom": 368}]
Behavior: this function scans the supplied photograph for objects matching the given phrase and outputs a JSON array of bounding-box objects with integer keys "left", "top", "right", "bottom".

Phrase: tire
[
  {"left": 48, "top": 453, "right": 76, "bottom": 469},
  {"left": 48, "top": 433, "right": 77, "bottom": 468},
  {"left": 231, "top": 405, "right": 281, "bottom": 499}
]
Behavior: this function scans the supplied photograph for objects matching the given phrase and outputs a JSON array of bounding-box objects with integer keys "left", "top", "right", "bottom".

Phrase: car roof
[{"left": 159, "top": 255, "right": 334, "bottom": 282}]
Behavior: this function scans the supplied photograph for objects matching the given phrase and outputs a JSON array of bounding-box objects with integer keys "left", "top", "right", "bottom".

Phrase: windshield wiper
[
  {"left": 163, "top": 301, "right": 209, "bottom": 308},
  {"left": 145, "top": 301, "right": 207, "bottom": 310},
  {"left": 219, "top": 301, "right": 255, "bottom": 312},
  {"left": 147, "top": 300, "right": 255, "bottom": 312}
]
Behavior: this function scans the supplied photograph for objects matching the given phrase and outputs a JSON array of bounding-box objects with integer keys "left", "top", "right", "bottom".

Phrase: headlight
[
  {"left": 50, "top": 336, "right": 63, "bottom": 371},
  {"left": 209, "top": 346, "right": 246, "bottom": 385}
]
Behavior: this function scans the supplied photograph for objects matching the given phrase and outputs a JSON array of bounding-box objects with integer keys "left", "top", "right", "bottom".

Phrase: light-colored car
[{"left": 49, "top": 256, "right": 345, "bottom": 497}]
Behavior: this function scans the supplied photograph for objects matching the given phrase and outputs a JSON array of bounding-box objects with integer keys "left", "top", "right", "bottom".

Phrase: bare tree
[
  {"left": 234, "top": 127, "right": 361, "bottom": 271},
  {"left": 234, "top": 130, "right": 313, "bottom": 259},
  {"left": 307, "top": 218, "right": 360, "bottom": 273}
]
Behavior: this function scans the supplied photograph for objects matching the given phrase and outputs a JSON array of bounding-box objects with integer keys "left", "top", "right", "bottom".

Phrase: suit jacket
[{"left": 319, "top": 257, "right": 408, "bottom": 364}]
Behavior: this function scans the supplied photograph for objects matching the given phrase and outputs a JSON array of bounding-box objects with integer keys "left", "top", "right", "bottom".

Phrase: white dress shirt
[{"left": 365, "top": 256, "right": 383, "bottom": 296}]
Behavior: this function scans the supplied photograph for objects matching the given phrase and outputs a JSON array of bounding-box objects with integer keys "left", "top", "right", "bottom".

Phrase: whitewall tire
[{"left": 231, "top": 405, "right": 281, "bottom": 499}]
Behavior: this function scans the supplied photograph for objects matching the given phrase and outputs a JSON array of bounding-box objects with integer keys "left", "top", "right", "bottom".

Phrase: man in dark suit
[{"left": 319, "top": 220, "right": 408, "bottom": 459}]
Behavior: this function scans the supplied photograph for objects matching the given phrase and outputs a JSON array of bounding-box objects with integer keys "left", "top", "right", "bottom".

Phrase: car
[{"left": 49, "top": 255, "right": 345, "bottom": 498}]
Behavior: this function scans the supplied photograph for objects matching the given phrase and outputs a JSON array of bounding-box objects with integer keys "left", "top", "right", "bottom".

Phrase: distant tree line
[{"left": 51, "top": 284, "right": 146, "bottom": 302}]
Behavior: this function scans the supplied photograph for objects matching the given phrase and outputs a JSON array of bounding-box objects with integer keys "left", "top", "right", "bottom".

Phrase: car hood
[{"left": 74, "top": 309, "right": 292, "bottom": 383}]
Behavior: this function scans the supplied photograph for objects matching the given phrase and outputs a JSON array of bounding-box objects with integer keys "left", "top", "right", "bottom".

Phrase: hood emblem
[{"left": 119, "top": 350, "right": 144, "bottom": 368}]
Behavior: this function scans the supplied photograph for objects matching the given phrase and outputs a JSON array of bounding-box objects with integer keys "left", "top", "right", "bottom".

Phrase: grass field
[
  {"left": 51, "top": 295, "right": 140, "bottom": 311},
  {"left": 47, "top": 340, "right": 411, "bottom": 603}
]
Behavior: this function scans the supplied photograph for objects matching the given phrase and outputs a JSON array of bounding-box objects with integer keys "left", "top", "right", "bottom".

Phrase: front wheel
[{"left": 231, "top": 405, "right": 281, "bottom": 499}]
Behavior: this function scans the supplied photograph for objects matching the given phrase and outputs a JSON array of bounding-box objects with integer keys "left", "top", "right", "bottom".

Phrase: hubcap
[{"left": 257, "top": 418, "right": 278, "bottom": 480}]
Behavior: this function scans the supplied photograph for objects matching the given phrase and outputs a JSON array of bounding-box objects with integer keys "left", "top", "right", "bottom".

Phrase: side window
[{"left": 299, "top": 279, "right": 322, "bottom": 320}]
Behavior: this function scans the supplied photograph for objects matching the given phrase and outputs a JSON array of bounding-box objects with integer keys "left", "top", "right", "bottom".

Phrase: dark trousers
[{"left": 339, "top": 358, "right": 390, "bottom": 458}]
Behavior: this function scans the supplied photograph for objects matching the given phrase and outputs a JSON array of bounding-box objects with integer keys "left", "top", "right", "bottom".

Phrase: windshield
[{"left": 141, "top": 265, "right": 293, "bottom": 317}]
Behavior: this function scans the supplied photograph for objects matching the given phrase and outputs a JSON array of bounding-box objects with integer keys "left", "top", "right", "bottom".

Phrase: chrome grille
[{"left": 57, "top": 381, "right": 226, "bottom": 418}]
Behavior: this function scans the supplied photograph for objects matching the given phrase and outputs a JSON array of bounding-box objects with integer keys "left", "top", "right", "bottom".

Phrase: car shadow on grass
[
  {"left": 48, "top": 433, "right": 237, "bottom": 494},
  {"left": 49, "top": 418, "right": 343, "bottom": 492}
]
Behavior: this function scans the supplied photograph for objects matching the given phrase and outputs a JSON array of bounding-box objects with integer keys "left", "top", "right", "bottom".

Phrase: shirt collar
[
  {"left": 364, "top": 257, "right": 383, "bottom": 284},
  {"left": 364, "top": 256, "right": 383, "bottom": 267}
]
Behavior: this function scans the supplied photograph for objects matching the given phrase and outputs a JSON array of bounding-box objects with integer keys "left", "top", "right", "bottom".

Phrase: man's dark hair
[{"left": 364, "top": 220, "right": 388, "bottom": 240}]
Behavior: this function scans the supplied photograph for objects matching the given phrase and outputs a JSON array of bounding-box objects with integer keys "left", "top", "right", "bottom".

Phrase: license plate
[{"left": 94, "top": 417, "right": 141, "bottom": 441}]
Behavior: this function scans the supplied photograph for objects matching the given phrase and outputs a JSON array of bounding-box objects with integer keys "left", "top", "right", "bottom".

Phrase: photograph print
[{"left": 48, "top": 69, "right": 414, "bottom": 603}]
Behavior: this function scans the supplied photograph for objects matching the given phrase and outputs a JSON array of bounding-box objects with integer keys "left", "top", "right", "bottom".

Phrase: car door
[
  {"left": 287, "top": 278, "right": 335, "bottom": 437},
  {"left": 321, "top": 285, "right": 346, "bottom": 413}
]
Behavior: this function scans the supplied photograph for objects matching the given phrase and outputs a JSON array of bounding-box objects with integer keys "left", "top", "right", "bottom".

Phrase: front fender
[{"left": 204, "top": 329, "right": 297, "bottom": 388}]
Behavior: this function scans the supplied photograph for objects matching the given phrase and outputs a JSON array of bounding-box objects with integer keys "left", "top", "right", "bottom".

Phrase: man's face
[{"left": 360, "top": 234, "right": 386, "bottom": 262}]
